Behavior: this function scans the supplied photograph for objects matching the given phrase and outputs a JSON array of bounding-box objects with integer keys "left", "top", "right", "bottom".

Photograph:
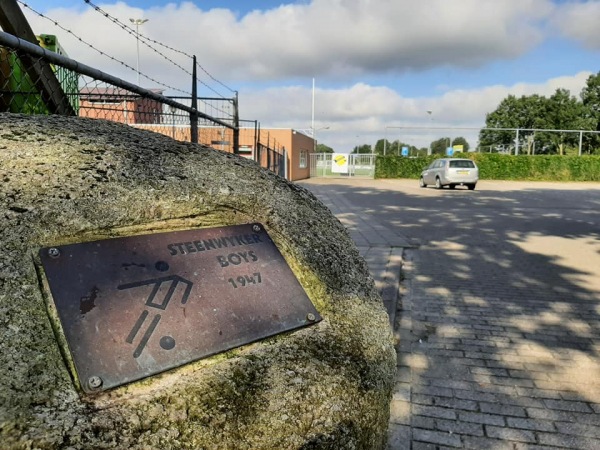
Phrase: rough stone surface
[{"left": 0, "top": 113, "right": 396, "bottom": 449}]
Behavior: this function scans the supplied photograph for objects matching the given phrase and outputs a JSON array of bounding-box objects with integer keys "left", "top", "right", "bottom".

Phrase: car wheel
[
  {"left": 449, "top": 184, "right": 455, "bottom": 189},
  {"left": 435, "top": 177, "right": 442, "bottom": 189},
  {"left": 419, "top": 177, "right": 426, "bottom": 188},
  {"left": 468, "top": 184, "right": 476, "bottom": 191}
]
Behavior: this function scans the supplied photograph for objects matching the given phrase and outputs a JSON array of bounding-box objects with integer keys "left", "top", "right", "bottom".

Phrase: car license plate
[{"left": 457, "top": 170, "right": 469, "bottom": 174}]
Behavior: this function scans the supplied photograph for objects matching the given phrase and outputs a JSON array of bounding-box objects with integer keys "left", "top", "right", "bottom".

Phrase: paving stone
[
  {"left": 526, "top": 407, "right": 600, "bottom": 426},
  {"left": 554, "top": 421, "right": 600, "bottom": 439},
  {"left": 412, "top": 405, "right": 457, "bottom": 420},
  {"left": 514, "top": 444, "right": 563, "bottom": 450},
  {"left": 506, "top": 417, "right": 556, "bottom": 432},
  {"left": 462, "top": 436, "right": 516, "bottom": 450},
  {"left": 386, "top": 423, "right": 411, "bottom": 450},
  {"left": 434, "top": 418, "right": 485, "bottom": 437},
  {"left": 412, "top": 428, "right": 462, "bottom": 448},
  {"left": 411, "top": 443, "right": 455, "bottom": 450},
  {"left": 412, "top": 415, "right": 436, "bottom": 430},
  {"left": 458, "top": 411, "right": 506, "bottom": 426},
  {"left": 392, "top": 383, "right": 411, "bottom": 402},
  {"left": 485, "top": 425, "right": 536, "bottom": 443},
  {"left": 412, "top": 384, "right": 454, "bottom": 398},
  {"left": 429, "top": 396, "right": 478, "bottom": 411},
  {"left": 453, "top": 388, "right": 497, "bottom": 403},
  {"left": 538, "top": 432, "right": 600, "bottom": 448},
  {"left": 480, "top": 402, "right": 527, "bottom": 417},
  {"left": 543, "top": 399, "right": 594, "bottom": 413},
  {"left": 389, "top": 400, "right": 411, "bottom": 425}
]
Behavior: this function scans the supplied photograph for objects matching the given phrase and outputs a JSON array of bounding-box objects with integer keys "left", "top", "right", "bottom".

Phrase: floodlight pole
[
  {"left": 311, "top": 77, "right": 315, "bottom": 152},
  {"left": 130, "top": 18, "right": 148, "bottom": 86}
]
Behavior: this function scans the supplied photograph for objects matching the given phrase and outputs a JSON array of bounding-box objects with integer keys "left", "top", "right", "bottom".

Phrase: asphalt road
[{"left": 301, "top": 178, "right": 600, "bottom": 449}]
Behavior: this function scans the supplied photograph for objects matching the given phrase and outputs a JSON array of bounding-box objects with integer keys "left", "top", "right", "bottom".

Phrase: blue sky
[{"left": 19, "top": 0, "right": 600, "bottom": 150}]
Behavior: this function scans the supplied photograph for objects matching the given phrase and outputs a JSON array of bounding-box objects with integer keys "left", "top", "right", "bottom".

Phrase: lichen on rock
[{"left": 0, "top": 113, "right": 395, "bottom": 449}]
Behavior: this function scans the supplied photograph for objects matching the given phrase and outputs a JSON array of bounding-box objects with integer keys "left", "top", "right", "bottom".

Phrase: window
[
  {"left": 449, "top": 160, "right": 475, "bottom": 168},
  {"left": 299, "top": 149, "right": 308, "bottom": 168},
  {"left": 238, "top": 145, "right": 253, "bottom": 156}
]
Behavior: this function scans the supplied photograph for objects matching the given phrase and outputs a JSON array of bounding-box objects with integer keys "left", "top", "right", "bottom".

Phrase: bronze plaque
[{"left": 39, "top": 223, "right": 320, "bottom": 393}]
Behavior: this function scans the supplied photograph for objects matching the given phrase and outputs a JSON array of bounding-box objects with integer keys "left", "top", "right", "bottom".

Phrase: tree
[
  {"left": 452, "top": 136, "right": 470, "bottom": 152},
  {"left": 581, "top": 71, "right": 600, "bottom": 154},
  {"left": 539, "top": 88, "right": 588, "bottom": 155},
  {"left": 479, "top": 95, "right": 546, "bottom": 153},
  {"left": 374, "top": 139, "right": 389, "bottom": 155},
  {"left": 479, "top": 95, "right": 521, "bottom": 151},
  {"left": 316, "top": 143, "right": 334, "bottom": 153},
  {"left": 479, "top": 79, "right": 600, "bottom": 155},
  {"left": 352, "top": 144, "right": 372, "bottom": 154},
  {"left": 430, "top": 137, "right": 451, "bottom": 155}
]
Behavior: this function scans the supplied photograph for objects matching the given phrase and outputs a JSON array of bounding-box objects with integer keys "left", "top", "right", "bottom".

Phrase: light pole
[
  {"left": 313, "top": 126, "right": 330, "bottom": 153},
  {"left": 384, "top": 126, "right": 403, "bottom": 155},
  {"left": 129, "top": 18, "right": 148, "bottom": 86},
  {"left": 426, "top": 110, "right": 433, "bottom": 155}
]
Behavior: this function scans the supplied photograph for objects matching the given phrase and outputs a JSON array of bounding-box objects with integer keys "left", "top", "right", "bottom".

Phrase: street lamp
[
  {"left": 313, "top": 126, "right": 330, "bottom": 153},
  {"left": 129, "top": 18, "right": 148, "bottom": 86},
  {"left": 384, "top": 126, "right": 403, "bottom": 155},
  {"left": 426, "top": 110, "right": 433, "bottom": 155}
]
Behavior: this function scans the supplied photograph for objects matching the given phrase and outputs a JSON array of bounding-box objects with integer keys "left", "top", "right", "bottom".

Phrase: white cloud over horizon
[{"left": 17, "top": 0, "right": 600, "bottom": 150}]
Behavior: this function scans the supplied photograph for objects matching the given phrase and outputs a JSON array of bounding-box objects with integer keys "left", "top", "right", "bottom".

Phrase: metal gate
[{"left": 310, "top": 153, "right": 376, "bottom": 178}]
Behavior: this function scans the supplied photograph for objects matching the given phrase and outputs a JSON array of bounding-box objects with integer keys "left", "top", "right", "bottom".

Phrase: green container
[{"left": 8, "top": 34, "right": 79, "bottom": 114}]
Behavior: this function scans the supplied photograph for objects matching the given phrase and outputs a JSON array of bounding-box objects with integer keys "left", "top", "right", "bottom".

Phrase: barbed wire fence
[{"left": 0, "top": 0, "right": 285, "bottom": 164}]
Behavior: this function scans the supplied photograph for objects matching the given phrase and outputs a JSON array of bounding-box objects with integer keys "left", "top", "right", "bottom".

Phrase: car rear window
[{"left": 449, "top": 160, "right": 475, "bottom": 168}]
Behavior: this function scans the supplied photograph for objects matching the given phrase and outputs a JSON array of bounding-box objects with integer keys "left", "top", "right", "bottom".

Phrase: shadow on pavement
[{"left": 301, "top": 180, "right": 600, "bottom": 449}]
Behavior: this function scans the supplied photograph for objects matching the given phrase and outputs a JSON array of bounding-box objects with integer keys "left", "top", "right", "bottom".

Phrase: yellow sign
[
  {"left": 334, "top": 155, "right": 347, "bottom": 165},
  {"left": 331, "top": 153, "right": 349, "bottom": 174}
]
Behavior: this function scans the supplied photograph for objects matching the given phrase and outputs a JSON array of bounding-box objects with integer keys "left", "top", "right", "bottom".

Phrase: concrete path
[{"left": 298, "top": 178, "right": 600, "bottom": 450}]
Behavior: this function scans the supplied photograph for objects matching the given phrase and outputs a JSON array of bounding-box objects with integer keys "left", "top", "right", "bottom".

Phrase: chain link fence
[
  {"left": 0, "top": 30, "right": 292, "bottom": 179},
  {"left": 383, "top": 125, "right": 600, "bottom": 157},
  {"left": 0, "top": 30, "right": 240, "bottom": 151}
]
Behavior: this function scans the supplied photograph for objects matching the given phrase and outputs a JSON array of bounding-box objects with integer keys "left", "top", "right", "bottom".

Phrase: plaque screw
[
  {"left": 88, "top": 375, "right": 103, "bottom": 390},
  {"left": 252, "top": 224, "right": 261, "bottom": 233},
  {"left": 48, "top": 248, "right": 60, "bottom": 258},
  {"left": 307, "top": 313, "right": 316, "bottom": 322}
]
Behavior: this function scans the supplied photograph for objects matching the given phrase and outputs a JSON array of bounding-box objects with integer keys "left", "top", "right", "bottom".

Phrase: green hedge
[{"left": 375, "top": 154, "right": 600, "bottom": 182}]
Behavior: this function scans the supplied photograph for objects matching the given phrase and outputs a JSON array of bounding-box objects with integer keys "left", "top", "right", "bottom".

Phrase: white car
[{"left": 419, "top": 158, "right": 479, "bottom": 190}]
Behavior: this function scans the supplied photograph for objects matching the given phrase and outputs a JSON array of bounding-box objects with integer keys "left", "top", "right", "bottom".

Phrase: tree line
[
  {"left": 318, "top": 71, "right": 600, "bottom": 156},
  {"left": 479, "top": 72, "right": 600, "bottom": 155},
  {"left": 318, "top": 136, "right": 471, "bottom": 156}
]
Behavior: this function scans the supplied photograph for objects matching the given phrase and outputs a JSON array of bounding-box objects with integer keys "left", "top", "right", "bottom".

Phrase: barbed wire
[
  {"left": 81, "top": 0, "right": 236, "bottom": 97},
  {"left": 16, "top": 0, "right": 235, "bottom": 118},
  {"left": 17, "top": 0, "right": 191, "bottom": 96},
  {"left": 81, "top": 1, "right": 192, "bottom": 77}
]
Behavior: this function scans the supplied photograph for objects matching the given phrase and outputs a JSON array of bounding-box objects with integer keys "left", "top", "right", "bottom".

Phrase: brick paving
[{"left": 299, "top": 179, "right": 600, "bottom": 450}]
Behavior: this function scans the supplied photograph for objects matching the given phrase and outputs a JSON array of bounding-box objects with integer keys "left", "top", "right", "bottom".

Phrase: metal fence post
[
  {"left": 190, "top": 55, "right": 198, "bottom": 144},
  {"left": 253, "top": 120, "right": 258, "bottom": 162},
  {"left": 232, "top": 91, "right": 239, "bottom": 154}
]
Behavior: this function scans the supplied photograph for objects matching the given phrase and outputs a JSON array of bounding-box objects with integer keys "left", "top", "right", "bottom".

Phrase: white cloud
[
  {"left": 553, "top": 1, "right": 600, "bottom": 49},
  {"left": 239, "top": 71, "right": 592, "bottom": 150},
  {"left": 18, "top": 1, "right": 592, "bottom": 151},
  {"left": 25, "top": 0, "right": 555, "bottom": 84}
]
